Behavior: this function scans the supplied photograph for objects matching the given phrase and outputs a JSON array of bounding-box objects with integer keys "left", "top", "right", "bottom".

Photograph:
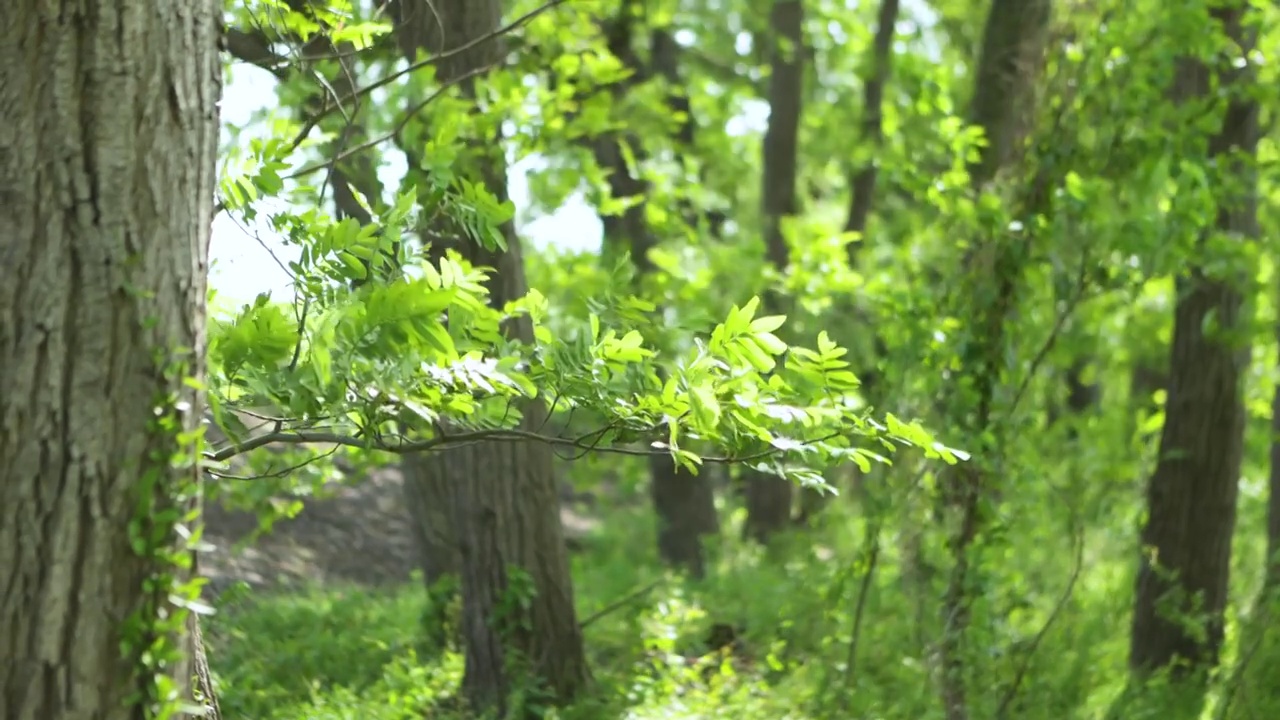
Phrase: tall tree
[
  {"left": 0, "top": 1, "right": 222, "bottom": 719},
  {"left": 1220, "top": 296, "right": 1280, "bottom": 720},
  {"left": 741, "top": 0, "right": 806, "bottom": 544},
  {"left": 1128, "top": 0, "right": 1258, "bottom": 692},
  {"left": 794, "top": 0, "right": 903, "bottom": 527},
  {"left": 591, "top": 3, "right": 720, "bottom": 578},
  {"left": 843, "top": 0, "right": 900, "bottom": 250},
  {"left": 392, "top": 0, "right": 591, "bottom": 710},
  {"left": 935, "top": 1, "right": 1053, "bottom": 718},
  {"left": 1270, "top": 367, "right": 1280, "bottom": 588}
]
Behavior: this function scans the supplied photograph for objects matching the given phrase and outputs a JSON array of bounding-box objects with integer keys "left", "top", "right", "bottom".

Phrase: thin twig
[
  {"left": 579, "top": 579, "right": 663, "bottom": 629},
  {"left": 284, "top": 61, "right": 500, "bottom": 180},
  {"left": 995, "top": 483, "right": 1085, "bottom": 718},
  {"left": 276, "top": 0, "right": 571, "bottom": 159},
  {"left": 207, "top": 444, "right": 340, "bottom": 482},
  {"left": 1006, "top": 255, "right": 1093, "bottom": 417},
  {"left": 843, "top": 518, "right": 882, "bottom": 689}
]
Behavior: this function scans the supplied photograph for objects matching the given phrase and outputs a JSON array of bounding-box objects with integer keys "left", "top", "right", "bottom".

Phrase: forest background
[{"left": 5, "top": 0, "right": 1280, "bottom": 719}]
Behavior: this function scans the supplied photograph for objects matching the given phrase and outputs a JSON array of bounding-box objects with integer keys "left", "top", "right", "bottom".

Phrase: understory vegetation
[
  {"left": 206, "top": 454, "right": 1278, "bottom": 720},
  {"left": 198, "top": 0, "right": 1280, "bottom": 716},
  {"left": 8, "top": 0, "right": 1280, "bottom": 718}
]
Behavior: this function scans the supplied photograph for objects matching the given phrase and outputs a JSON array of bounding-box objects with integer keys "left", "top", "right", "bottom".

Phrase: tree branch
[
  {"left": 223, "top": 27, "right": 291, "bottom": 79},
  {"left": 223, "top": 0, "right": 570, "bottom": 162},
  {"left": 204, "top": 423, "right": 844, "bottom": 468}
]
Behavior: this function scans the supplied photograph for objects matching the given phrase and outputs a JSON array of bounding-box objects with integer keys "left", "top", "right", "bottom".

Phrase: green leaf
[
  {"left": 689, "top": 382, "right": 722, "bottom": 429},
  {"left": 420, "top": 322, "right": 457, "bottom": 359},
  {"left": 750, "top": 314, "right": 787, "bottom": 334},
  {"left": 752, "top": 332, "right": 788, "bottom": 356},
  {"left": 337, "top": 252, "right": 368, "bottom": 280}
]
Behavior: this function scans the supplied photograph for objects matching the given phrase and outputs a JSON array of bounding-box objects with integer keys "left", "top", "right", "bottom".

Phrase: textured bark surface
[
  {"left": 1129, "top": 1, "right": 1257, "bottom": 679},
  {"left": 0, "top": 1, "right": 221, "bottom": 719},
  {"left": 401, "top": 451, "right": 462, "bottom": 584},
  {"left": 188, "top": 610, "right": 222, "bottom": 720},
  {"left": 446, "top": 407, "right": 587, "bottom": 708},
  {"left": 392, "top": 0, "right": 590, "bottom": 710},
  {"left": 742, "top": 0, "right": 804, "bottom": 544}
]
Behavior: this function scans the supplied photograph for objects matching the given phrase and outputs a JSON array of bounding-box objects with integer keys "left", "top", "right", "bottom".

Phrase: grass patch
[{"left": 205, "top": 497, "right": 1260, "bottom": 719}]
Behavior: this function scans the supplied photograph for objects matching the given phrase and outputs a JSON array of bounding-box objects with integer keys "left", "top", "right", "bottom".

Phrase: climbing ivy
[{"left": 121, "top": 348, "right": 216, "bottom": 720}]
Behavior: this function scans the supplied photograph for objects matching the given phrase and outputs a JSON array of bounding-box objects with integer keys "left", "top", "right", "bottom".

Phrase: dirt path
[{"left": 199, "top": 465, "right": 602, "bottom": 598}]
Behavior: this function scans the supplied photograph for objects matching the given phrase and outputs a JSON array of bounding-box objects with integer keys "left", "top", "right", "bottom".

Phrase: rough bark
[
  {"left": 391, "top": 0, "right": 590, "bottom": 710},
  {"left": 402, "top": 451, "right": 462, "bottom": 584},
  {"left": 444, "top": 407, "right": 587, "bottom": 708},
  {"left": 935, "top": 2, "right": 1052, "bottom": 719},
  {"left": 0, "top": 1, "right": 221, "bottom": 719},
  {"left": 741, "top": 0, "right": 805, "bottom": 544},
  {"left": 188, "top": 609, "right": 223, "bottom": 720},
  {"left": 1128, "top": 1, "right": 1257, "bottom": 684}
]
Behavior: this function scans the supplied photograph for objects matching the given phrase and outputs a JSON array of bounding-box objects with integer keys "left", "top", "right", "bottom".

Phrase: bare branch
[
  {"left": 223, "top": 27, "right": 291, "bottom": 80},
  {"left": 284, "top": 60, "right": 501, "bottom": 180}
]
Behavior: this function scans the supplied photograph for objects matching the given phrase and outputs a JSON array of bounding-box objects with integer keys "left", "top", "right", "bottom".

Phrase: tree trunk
[
  {"left": 391, "top": 0, "right": 590, "bottom": 710},
  {"left": 1216, "top": 313, "right": 1280, "bottom": 720},
  {"left": 0, "top": 1, "right": 221, "bottom": 719},
  {"left": 843, "top": 0, "right": 900, "bottom": 249},
  {"left": 1045, "top": 348, "right": 1101, "bottom": 437},
  {"left": 584, "top": 10, "right": 720, "bottom": 576},
  {"left": 799, "top": 0, "right": 903, "bottom": 529},
  {"left": 402, "top": 451, "right": 462, "bottom": 585},
  {"left": 595, "top": 153, "right": 721, "bottom": 575},
  {"left": 401, "top": 451, "right": 462, "bottom": 650},
  {"left": 649, "top": 454, "right": 718, "bottom": 578},
  {"left": 1128, "top": 0, "right": 1258, "bottom": 684},
  {"left": 935, "top": 1, "right": 1052, "bottom": 718},
  {"left": 742, "top": 0, "right": 805, "bottom": 544},
  {"left": 1270, "top": 364, "right": 1280, "bottom": 586},
  {"left": 445, "top": 407, "right": 587, "bottom": 708}
]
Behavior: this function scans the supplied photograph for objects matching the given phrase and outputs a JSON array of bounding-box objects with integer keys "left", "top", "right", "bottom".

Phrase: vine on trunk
[{"left": 120, "top": 348, "right": 217, "bottom": 720}]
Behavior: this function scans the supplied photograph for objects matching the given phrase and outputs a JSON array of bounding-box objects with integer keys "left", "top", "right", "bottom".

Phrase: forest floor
[{"left": 199, "top": 465, "right": 604, "bottom": 597}]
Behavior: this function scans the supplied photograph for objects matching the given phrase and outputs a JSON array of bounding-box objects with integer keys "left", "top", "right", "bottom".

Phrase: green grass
[{"left": 204, "top": 497, "right": 1277, "bottom": 720}]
